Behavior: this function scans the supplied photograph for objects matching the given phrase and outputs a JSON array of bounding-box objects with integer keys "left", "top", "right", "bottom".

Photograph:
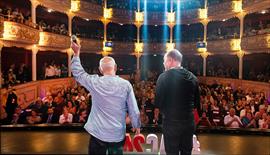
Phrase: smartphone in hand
[{"left": 71, "top": 35, "right": 77, "bottom": 44}]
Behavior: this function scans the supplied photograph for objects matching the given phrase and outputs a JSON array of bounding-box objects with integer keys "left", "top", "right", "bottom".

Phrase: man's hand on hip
[{"left": 132, "top": 128, "right": 140, "bottom": 135}]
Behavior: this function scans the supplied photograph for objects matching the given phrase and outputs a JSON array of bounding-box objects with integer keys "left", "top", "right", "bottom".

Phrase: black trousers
[
  {"left": 88, "top": 135, "right": 125, "bottom": 155},
  {"left": 162, "top": 119, "right": 195, "bottom": 155}
]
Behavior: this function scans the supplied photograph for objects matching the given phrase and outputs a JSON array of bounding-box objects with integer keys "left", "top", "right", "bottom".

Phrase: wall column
[
  {"left": 0, "top": 42, "right": 3, "bottom": 88},
  {"left": 32, "top": 46, "right": 38, "bottom": 81},
  {"left": 67, "top": 49, "right": 72, "bottom": 77},
  {"left": 200, "top": 52, "right": 209, "bottom": 77},
  {"left": 31, "top": 0, "right": 39, "bottom": 25},
  {"left": 68, "top": 14, "right": 74, "bottom": 36},
  {"left": 202, "top": 20, "right": 209, "bottom": 42},
  {"left": 237, "top": 51, "right": 244, "bottom": 79}
]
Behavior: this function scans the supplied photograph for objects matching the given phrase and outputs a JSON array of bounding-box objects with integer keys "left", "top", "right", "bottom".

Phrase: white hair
[{"left": 99, "top": 56, "right": 116, "bottom": 70}]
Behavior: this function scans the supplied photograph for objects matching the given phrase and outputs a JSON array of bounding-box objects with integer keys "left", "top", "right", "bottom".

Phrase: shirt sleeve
[
  {"left": 59, "top": 115, "right": 65, "bottom": 124},
  {"left": 194, "top": 80, "right": 201, "bottom": 115},
  {"left": 71, "top": 56, "right": 99, "bottom": 93},
  {"left": 126, "top": 83, "right": 141, "bottom": 128},
  {"left": 154, "top": 74, "right": 165, "bottom": 110},
  {"left": 224, "top": 115, "right": 229, "bottom": 126}
]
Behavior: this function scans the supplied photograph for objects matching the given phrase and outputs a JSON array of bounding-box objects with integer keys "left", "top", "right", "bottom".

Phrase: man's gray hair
[
  {"left": 165, "top": 49, "right": 183, "bottom": 63},
  {"left": 99, "top": 56, "right": 116, "bottom": 69}
]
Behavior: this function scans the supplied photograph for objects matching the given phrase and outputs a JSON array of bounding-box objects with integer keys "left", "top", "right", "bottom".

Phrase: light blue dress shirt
[{"left": 71, "top": 56, "right": 141, "bottom": 142}]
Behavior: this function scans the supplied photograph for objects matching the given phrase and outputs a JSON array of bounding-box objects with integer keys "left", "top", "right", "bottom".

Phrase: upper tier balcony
[
  {"left": 0, "top": 21, "right": 269, "bottom": 55},
  {"left": 34, "top": 0, "right": 270, "bottom": 25}
]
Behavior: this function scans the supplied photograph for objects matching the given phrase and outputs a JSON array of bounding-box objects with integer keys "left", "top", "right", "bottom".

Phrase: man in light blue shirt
[{"left": 70, "top": 41, "right": 141, "bottom": 155}]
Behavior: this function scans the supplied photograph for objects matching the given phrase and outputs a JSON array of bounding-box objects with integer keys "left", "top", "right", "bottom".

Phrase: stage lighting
[
  {"left": 135, "top": 42, "right": 143, "bottom": 53},
  {"left": 71, "top": 0, "right": 80, "bottom": 12},
  {"left": 230, "top": 39, "right": 241, "bottom": 51},
  {"left": 166, "top": 43, "right": 175, "bottom": 52},
  {"left": 104, "top": 8, "right": 112, "bottom": 19},
  {"left": 135, "top": 12, "right": 144, "bottom": 23},
  {"left": 232, "top": 0, "right": 242, "bottom": 13},
  {"left": 198, "top": 8, "right": 207, "bottom": 19},
  {"left": 167, "top": 12, "right": 175, "bottom": 23}
]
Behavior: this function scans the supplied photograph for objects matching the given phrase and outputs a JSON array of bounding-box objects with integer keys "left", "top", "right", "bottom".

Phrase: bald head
[
  {"left": 163, "top": 49, "right": 183, "bottom": 71},
  {"left": 99, "top": 56, "right": 117, "bottom": 75}
]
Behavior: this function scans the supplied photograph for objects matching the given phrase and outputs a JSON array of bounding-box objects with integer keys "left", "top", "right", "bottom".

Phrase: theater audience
[
  {"left": 59, "top": 107, "right": 73, "bottom": 124},
  {"left": 198, "top": 111, "right": 212, "bottom": 127},
  {"left": 43, "top": 108, "right": 58, "bottom": 124},
  {"left": 241, "top": 112, "right": 257, "bottom": 128},
  {"left": 26, "top": 110, "right": 42, "bottom": 124},
  {"left": 2, "top": 79, "right": 270, "bottom": 131},
  {"left": 259, "top": 113, "right": 269, "bottom": 129},
  {"left": 224, "top": 108, "right": 243, "bottom": 128}
]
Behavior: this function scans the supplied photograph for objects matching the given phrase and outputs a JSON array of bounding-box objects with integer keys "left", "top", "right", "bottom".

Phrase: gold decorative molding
[
  {"left": 1, "top": 21, "right": 39, "bottom": 44},
  {"left": 241, "top": 34, "right": 270, "bottom": 52},
  {"left": 207, "top": 39, "right": 241, "bottom": 54},
  {"left": 79, "top": 38, "right": 103, "bottom": 53},
  {"left": 39, "top": 31, "right": 70, "bottom": 49}
]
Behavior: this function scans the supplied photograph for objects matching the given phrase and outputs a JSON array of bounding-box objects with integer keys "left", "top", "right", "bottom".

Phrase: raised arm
[{"left": 70, "top": 42, "right": 98, "bottom": 93}]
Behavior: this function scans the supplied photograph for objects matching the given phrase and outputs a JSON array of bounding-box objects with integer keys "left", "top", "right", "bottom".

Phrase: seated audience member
[
  {"left": 59, "top": 107, "right": 73, "bottom": 124},
  {"left": 152, "top": 108, "right": 162, "bottom": 125},
  {"left": 45, "top": 64, "right": 56, "bottom": 79},
  {"left": 11, "top": 107, "right": 24, "bottom": 124},
  {"left": 42, "top": 92, "right": 51, "bottom": 103},
  {"left": 241, "top": 112, "right": 256, "bottom": 128},
  {"left": 43, "top": 108, "right": 58, "bottom": 123},
  {"left": 240, "top": 104, "right": 251, "bottom": 119},
  {"left": 77, "top": 110, "right": 88, "bottom": 123},
  {"left": 140, "top": 109, "right": 149, "bottom": 126},
  {"left": 66, "top": 100, "right": 76, "bottom": 115},
  {"left": 259, "top": 113, "right": 268, "bottom": 129},
  {"left": 211, "top": 101, "right": 223, "bottom": 126},
  {"left": 1, "top": 105, "right": 7, "bottom": 124},
  {"left": 224, "top": 108, "right": 243, "bottom": 128},
  {"left": 267, "top": 115, "right": 270, "bottom": 129},
  {"left": 198, "top": 111, "right": 212, "bottom": 127},
  {"left": 74, "top": 101, "right": 88, "bottom": 123},
  {"left": 26, "top": 110, "right": 42, "bottom": 124}
]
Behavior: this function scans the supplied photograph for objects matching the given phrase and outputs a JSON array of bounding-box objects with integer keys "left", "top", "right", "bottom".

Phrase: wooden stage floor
[{"left": 1, "top": 131, "right": 269, "bottom": 154}]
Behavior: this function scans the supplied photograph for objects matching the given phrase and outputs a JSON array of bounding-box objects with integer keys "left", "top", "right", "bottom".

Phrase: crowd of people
[
  {"left": 2, "top": 64, "right": 31, "bottom": 87},
  {"left": 198, "top": 83, "right": 270, "bottom": 129},
  {"left": 1, "top": 77, "right": 269, "bottom": 130},
  {"left": 244, "top": 21, "right": 270, "bottom": 37},
  {"left": 38, "top": 20, "right": 68, "bottom": 35},
  {"left": 0, "top": 7, "right": 35, "bottom": 27},
  {"left": 42, "top": 62, "right": 68, "bottom": 80},
  {"left": 1, "top": 62, "right": 68, "bottom": 87},
  {"left": 1, "top": 85, "right": 91, "bottom": 125}
]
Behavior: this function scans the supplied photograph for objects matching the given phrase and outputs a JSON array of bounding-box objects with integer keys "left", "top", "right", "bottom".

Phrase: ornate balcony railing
[
  {"left": 0, "top": 21, "right": 269, "bottom": 55},
  {"left": 39, "top": 32, "right": 70, "bottom": 49},
  {"left": 79, "top": 38, "right": 103, "bottom": 52},
  {"left": 34, "top": 0, "right": 269, "bottom": 25},
  {"left": 0, "top": 21, "right": 39, "bottom": 45},
  {"left": 207, "top": 38, "right": 241, "bottom": 54},
  {"left": 241, "top": 33, "right": 270, "bottom": 52}
]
